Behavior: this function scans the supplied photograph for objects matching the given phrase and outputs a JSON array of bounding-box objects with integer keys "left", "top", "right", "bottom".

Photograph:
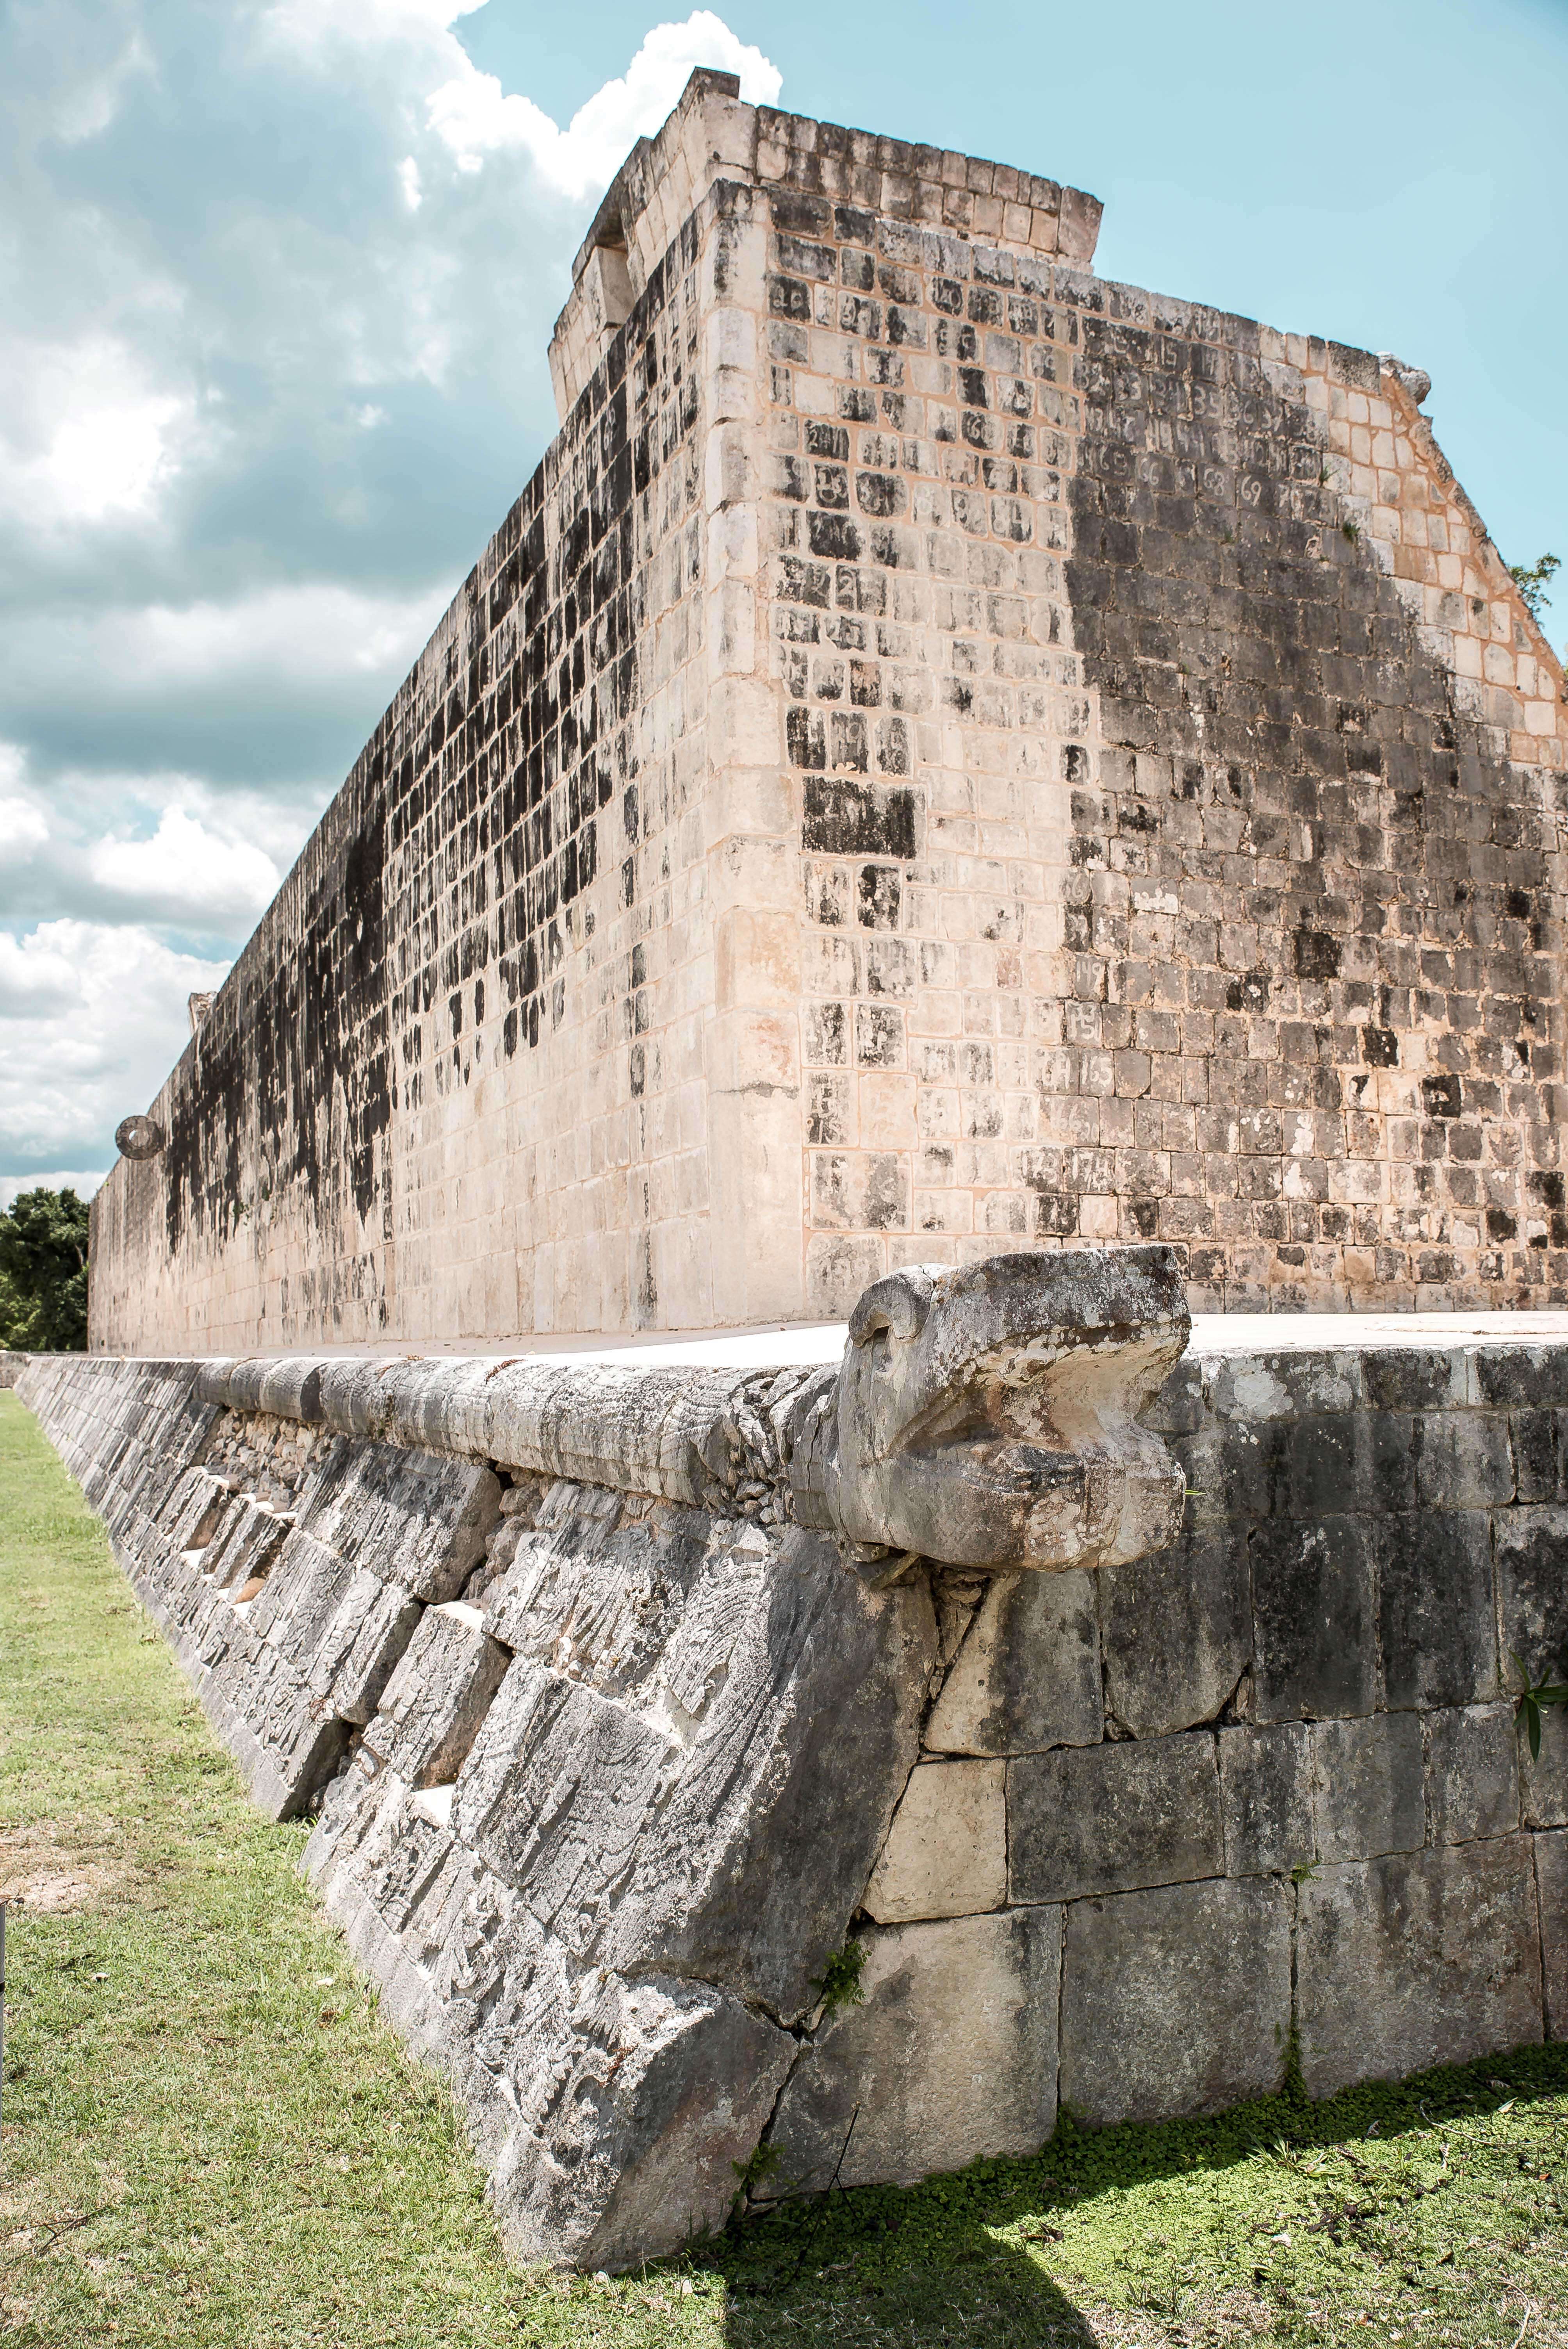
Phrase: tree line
[{"left": 0, "top": 1187, "right": 90, "bottom": 1352}]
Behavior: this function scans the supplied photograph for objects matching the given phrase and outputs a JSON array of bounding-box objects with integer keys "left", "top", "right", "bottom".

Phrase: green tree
[
  {"left": 0, "top": 1187, "right": 91, "bottom": 1352},
  {"left": 1508, "top": 551, "right": 1560, "bottom": 623}
]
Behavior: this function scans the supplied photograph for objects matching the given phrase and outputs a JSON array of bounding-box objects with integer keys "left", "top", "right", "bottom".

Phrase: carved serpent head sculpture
[{"left": 787, "top": 1246, "right": 1190, "bottom": 1578}]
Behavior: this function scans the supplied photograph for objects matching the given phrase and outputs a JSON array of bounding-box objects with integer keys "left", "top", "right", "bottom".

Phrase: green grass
[{"left": 2, "top": 1387, "right": 1567, "bottom": 2348}]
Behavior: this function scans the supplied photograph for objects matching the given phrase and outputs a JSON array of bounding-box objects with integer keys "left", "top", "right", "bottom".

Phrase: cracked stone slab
[{"left": 765, "top": 1908, "right": 1060, "bottom": 2192}]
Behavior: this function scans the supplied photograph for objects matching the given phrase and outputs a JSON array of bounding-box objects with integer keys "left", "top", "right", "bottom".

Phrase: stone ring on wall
[{"left": 115, "top": 1115, "right": 166, "bottom": 1160}]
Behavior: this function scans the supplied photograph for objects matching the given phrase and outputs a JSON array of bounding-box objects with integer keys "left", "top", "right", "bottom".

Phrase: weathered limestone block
[
  {"left": 1098, "top": 1528, "right": 1250, "bottom": 1737},
  {"left": 1219, "top": 1723, "right": 1315, "bottom": 1877},
  {"left": 1060, "top": 1878, "right": 1291, "bottom": 2123},
  {"left": 1313, "top": 1714, "right": 1425, "bottom": 1863},
  {"left": 361, "top": 1602, "right": 508, "bottom": 1788},
  {"left": 923, "top": 1570, "right": 1102, "bottom": 1755},
  {"left": 1520, "top": 1706, "right": 1568, "bottom": 1831},
  {"left": 1496, "top": 1506, "right": 1568, "bottom": 1685},
  {"left": 1537, "top": 1831, "right": 1568, "bottom": 2040},
  {"left": 1251, "top": 1518, "right": 1377, "bottom": 1721},
  {"left": 201, "top": 1495, "right": 292, "bottom": 1595},
  {"left": 310, "top": 1777, "right": 796, "bottom": 2271},
  {"left": 766, "top": 1909, "right": 1061, "bottom": 2191},
  {"left": 487, "top": 1973, "right": 794, "bottom": 2271},
  {"left": 1425, "top": 1706, "right": 1520, "bottom": 1845},
  {"left": 162, "top": 1465, "right": 232, "bottom": 1552},
  {"left": 1414, "top": 1412, "right": 1515, "bottom": 1512},
  {"left": 1278, "top": 1411, "right": 1415, "bottom": 1519},
  {"left": 862, "top": 1760, "right": 1007, "bottom": 1923},
  {"left": 1296, "top": 1841, "right": 1543, "bottom": 2097},
  {"left": 294, "top": 1439, "right": 501, "bottom": 1602},
  {"left": 787, "top": 1249, "right": 1189, "bottom": 1572},
  {"left": 1512, "top": 1410, "right": 1568, "bottom": 1506},
  {"left": 456, "top": 1512, "right": 936, "bottom": 2020},
  {"left": 1380, "top": 1512, "right": 1498, "bottom": 1708},
  {"left": 1009, "top": 1734, "right": 1223, "bottom": 1903}
]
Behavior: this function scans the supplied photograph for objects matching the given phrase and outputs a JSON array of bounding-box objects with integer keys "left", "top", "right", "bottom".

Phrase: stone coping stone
[{"left": 63, "top": 1305, "right": 1568, "bottom": 1378}]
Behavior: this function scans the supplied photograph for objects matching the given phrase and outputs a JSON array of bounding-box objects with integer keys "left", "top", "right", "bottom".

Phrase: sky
[{"left": 0, "top": 0, "right": 1564, "bottom": 1213}]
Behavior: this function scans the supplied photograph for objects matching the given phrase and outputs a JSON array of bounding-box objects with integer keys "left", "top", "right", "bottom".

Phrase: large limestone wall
[
  {"left": 88, "top": 72, "right": 1566, "bottom": 1353},
  {"left": 735, "top": 176, "right": 1568, "bottom": 1315},
  {"left": 92, "top": 181, "right": 725, "bottom": 1352},
  {"left": 18, "top": 1279, "right": 1568, "bottom": 2267}
]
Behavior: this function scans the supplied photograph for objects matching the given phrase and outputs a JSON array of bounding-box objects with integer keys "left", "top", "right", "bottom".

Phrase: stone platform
[{"left": 14, "top": 1249, "right": 1568, "bottom": 2267}]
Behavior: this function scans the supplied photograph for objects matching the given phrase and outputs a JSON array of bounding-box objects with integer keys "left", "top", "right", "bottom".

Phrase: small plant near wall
[
  {"left": 1508, "top": 551, "right": 1559, "bottom": 622},
  {"left": 1511, "top": 1652, "right": 1568, "bottom": 1759},
  {"left": 810, "top": 1940, "right": 868, "bottom": 2019}
]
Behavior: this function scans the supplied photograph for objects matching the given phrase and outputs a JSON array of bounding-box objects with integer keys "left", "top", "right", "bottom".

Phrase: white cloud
[
  {"left": 0, "top": 743, "right": 333, "bottom": 937},
  {"left": 0, "top": 798, "right": 48, "bottom": 859},
  {"left": 89, "top": 806, "right": 283, "bottom": 929},
  {"left": 60, "top": 46, "right": 153, "bottom": 146},
  {"left": 0, "top": 921, "right": 229, "bottom": 1162},
  {"left": 13, "top": 578, "right": 454, "bottom": 702},
  {"left": 0, "top": 1171, "right": 108, "bottom": 1211},
  {"left": 0, "top": 337, "right": 201, "bottom": 533},
  {"left": 425, "top": 12, "right": 782, "bottom": 199},
  {"left": 0, "top": 4, "right": 784, "bottom": 1171}
]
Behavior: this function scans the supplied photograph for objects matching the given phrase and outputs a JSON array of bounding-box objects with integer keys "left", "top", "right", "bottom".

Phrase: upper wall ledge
[{"left": 547, "top": 68, "right": 1102, "bottom": 418}]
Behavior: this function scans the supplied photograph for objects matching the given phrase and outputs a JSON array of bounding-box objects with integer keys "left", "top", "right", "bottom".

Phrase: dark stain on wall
[
  {"left": 115, "top": 207, "right": 706, "bottom": 1343},
  {"left": 1065, "top": 312, "right": 1565, "bottom": 1302}
]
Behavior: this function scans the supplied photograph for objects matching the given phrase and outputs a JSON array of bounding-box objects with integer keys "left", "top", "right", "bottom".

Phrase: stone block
[
  {"left": 1060, "top": 1877, "right": 1290, "bottom": 2123},
  {"left": 766, "top": 1909, "right": 1060, "bottom": 2191},
  {"left": 1360, "top": 1346, "right": 1467, "bottom": 1412},
  {"left": 1296, "top": 1841, "right": 1543, "bottom": 2096},
  {"left": 1251, "top": 1517, "right": 1377, "bottom": 1721},
  {"left": 1313, "top": 1713, "right": 1424, "bottom": 1862},
  {"left": 1512, "top": 1411, "right": 1568, "bottom": 1505},
  {"left": 1009, "top": 1732, "right": 1222, "bottom": 1903},
  {"left": 1495, "top": 1506, "right": 1568, "bottom": 1686},
  {"left": 458, "top": 1520, "right": 937, "bottom": 2023},
  {"left": 1469, "top": 1346, "right": 1568, "bottom": 1411},
  {"left": 491, "top": 1968, "right": 796, "bottom": 2272},
  {"left": 162, "top": 1467, "right": 230, "bottom": 1551},
  {"left": 1537, "top": 1830, "right": 1568, "bottom": 2040},
  {"left": 1177, "top": 1419, "right": 1284, "bottom": 1526},
  {"left": 1283, "top": 1412, "right": 1414, "bottom": 1518},
  {"left": 924, "top": 1569, "right": 1101, "bottom": 1755},
  {"left": 1379, "top": 1510, "right": 1497, "bottom": 1708},
  {"left": 1146, "top": 1353, "right": 1203, "bottom": 1436},
  {"left": 361, "top": 1600, "right": 509, "bottom": 1788},
  {"left": 296, "top": 1441, "right": 501, "bottom": 1603},
  {"left": 1426, "top": 1704, "right": 1519, "bottom": 1845},
  {"left": 1414, "top": 1412, "right": 1515, "bottom": 1511},
  {"left": 863, "top": 1760, "right": 1007, "bottom": 1922},
  {"left": 1520, "top": 1702, "right": 1568, "bottom": 1830},
  {"left": 1219, "top": 1723, "right": 1314, "bottom": 1877},
  {"left": 1099, "top": 1528, "right": 1250, "bottom": 1738},
  {"left": 304, "top": 1566, "right": 424, "bottom": 1726},
  {"left": 1203, "top": 1350, "right": 1359, "bottom": 1422}
]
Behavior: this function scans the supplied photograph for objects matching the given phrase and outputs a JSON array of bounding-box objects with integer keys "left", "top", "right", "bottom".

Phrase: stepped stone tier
[
  {"left": 87, "top": 71, "right": 1566, "bottom": 1356},
  {"left": 16, "top": 1253, "right": 1568, "bottom": 2266}
]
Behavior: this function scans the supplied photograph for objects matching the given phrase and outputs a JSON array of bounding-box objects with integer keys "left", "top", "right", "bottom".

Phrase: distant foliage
[
  {"left": 0, "top": 1187, "right": 91, "bottom": 1352},
  {"left": 1508, "top": 551, "right": 1560, "bottom": 622}
]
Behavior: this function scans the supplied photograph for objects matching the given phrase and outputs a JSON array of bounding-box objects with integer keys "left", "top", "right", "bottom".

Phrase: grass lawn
[{"left": 2, "top": 1384, "right": 1567, "bottom": 2348}]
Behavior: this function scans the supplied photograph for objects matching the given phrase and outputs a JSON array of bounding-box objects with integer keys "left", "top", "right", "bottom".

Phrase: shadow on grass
[{"left": 670, "top": 2039, "right": 1568, "bottom": 2347}]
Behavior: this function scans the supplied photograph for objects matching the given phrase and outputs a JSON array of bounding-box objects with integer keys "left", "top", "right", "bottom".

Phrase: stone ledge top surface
[{"left": 76, "top": 1305, "right": 1568, "bottom": 1379}]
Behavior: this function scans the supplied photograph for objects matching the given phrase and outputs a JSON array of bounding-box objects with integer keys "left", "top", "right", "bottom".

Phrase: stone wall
[
  {"left": 16, "top": 1280, "right": 1568, "bottom": 2266},
  {"left": 87, "top": 71, "right": 1567, "bottom": 1353}
]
